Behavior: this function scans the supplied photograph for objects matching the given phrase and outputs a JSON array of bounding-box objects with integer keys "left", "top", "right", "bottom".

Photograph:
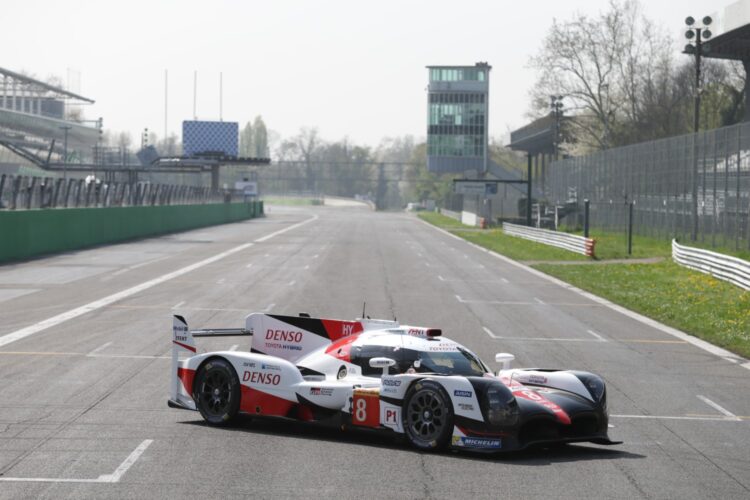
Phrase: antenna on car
[{"left": 361, "top": 301, "right": 366, "bottom": 318}]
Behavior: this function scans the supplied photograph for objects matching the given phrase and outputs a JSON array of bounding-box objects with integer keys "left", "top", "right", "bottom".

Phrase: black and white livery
[{"left": 169, "top": 312, "right": 619, "bottom": 452}]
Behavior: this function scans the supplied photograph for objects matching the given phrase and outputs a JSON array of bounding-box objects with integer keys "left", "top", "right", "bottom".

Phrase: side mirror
[
  {"left": 369, "top": 357, "right": 397, "bottom": 376},
  {"left": 495, "top": 353, "right": 515, "bottom": 371}
]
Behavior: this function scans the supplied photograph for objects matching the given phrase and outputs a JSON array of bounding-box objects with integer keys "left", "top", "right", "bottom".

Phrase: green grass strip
[
  {"left": 535, "top": 261, "right": 750, "bottom": 359},
  {"left": 419, "top": 211, "right": 750, "bottom": 359}
]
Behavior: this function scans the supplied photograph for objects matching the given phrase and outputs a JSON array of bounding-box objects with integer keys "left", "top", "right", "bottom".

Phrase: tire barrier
[
  {"left": 503, "top": 222, "right": 596, "bottom": 257},
  {"left": 0, "top": 201, "right": 264, "bottom": 263},
  {"left": 672, "top": 240, "right": 750, "bottom": 291}
]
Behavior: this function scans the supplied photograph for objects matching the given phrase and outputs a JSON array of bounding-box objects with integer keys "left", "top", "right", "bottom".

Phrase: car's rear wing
[{"left": 170, "top": 315, "right": 253, "bottom": 403}]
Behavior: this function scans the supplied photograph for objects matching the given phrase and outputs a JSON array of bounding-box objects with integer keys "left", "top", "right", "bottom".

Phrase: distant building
[{"left": 426, "top": 62, "right": 490, "bottom": 174}]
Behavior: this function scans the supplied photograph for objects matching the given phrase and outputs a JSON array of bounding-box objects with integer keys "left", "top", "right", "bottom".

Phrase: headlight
[
  {"left": 575, "top": 373, "right": 606, "bottom": 409},
  {"left": 485, "top": 385, "right": 519, "bottom": 427}
]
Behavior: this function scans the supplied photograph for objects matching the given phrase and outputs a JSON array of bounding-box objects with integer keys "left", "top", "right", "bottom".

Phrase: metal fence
[
  {"left": 672, "top": 239, "right": 750, "bottom": 291},
  {"left": 0, "top": 173, "right": 240, "bottom": 210},
  {"left": 547, "top": 122, "right": 750, "bottom": 250}
]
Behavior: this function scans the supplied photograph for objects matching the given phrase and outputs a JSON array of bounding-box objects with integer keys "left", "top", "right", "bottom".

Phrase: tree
[
  {"left": 530, "top": 0, "right": 745, "bottom": 151},
  {"left": 252, "top": 116, "right": 268, "bottom": 157},
  {"left": 239, "top": 121, "right": 254, "bottom": 157}
]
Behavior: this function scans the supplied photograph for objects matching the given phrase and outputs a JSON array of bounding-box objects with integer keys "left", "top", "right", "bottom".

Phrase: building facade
[{"left": 426, "top": 62, "right": 490, "bottom": 173}]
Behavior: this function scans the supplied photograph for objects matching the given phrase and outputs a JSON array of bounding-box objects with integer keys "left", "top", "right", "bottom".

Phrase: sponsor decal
[
  {"left": 309, "top": 387, "right": 334, "bottom": 396},
  {"left": 261, "top": 363, "right": 281, "bottom": 371},
  {"left": 242, "top": 361, "right": 256, "bottom": 368},
  {"left": 455, "top": 437, "right": 502, "bottom": 449},
  {"left": 243, "top": 371, "right": 280, "bottom": 385},
  {"left": 428, "top": 345, "right": 459, "bottom": 352},
  {"left": 454, "top": 390, "right": 473, "bottom": 398},
  {"left": 382, "top": 387, "right": 398, "bottom": 394},
  {"left": 265, "top": 329, "right": 303, "bottom": 343},
  {"left": 458, "top": 403, "right": 474, "bottom": 411},
  {"left": 342, "top": 323, "right": 355, "bottom": 336},
  {"left": 526, "top": 375, "right": 548, "bottom": 385},
  {"left": 265, "top": 342, "right": 303, "bottom": 351},
  {"left": 382, "top": 379, "right": 402, "bottom": 387},
  {"left": 173, "top": 324, "right": 189, "bottom": 342},
  {"left": 407, "top": 328, "right": 425, "bottom": 337}
]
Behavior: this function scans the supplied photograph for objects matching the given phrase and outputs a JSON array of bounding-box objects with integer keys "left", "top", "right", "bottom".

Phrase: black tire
[
  {"left": 193, "top": 358, "right": 240, "bottom": 425},
  {"left": 402, "top": 380, "right": 454, "bottom": 451}
]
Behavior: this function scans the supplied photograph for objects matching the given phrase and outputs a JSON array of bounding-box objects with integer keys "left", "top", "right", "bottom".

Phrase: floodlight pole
[{"left": 692, "top": 29, "right": 702, "bottom": 134}]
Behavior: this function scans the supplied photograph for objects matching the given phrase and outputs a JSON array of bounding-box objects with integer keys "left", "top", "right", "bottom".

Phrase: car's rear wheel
[
  {"left": 402, "top": 380, "right": 453, "bottom": 451},
  {"left": 193, "top": 358, "right": 240, "bottom": 425}
]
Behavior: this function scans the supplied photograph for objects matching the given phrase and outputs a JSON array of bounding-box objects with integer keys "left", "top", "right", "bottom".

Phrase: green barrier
[{"left": 0, "top": 202, "right": 263, "bottom": 263}]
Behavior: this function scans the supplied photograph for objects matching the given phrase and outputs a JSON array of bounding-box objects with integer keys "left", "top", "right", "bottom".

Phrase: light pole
[
  {"left": 684, "top": 16, "right": 713, "bottom": 133},
  {"left": 684, "top": 15, "right": 712, "bottom": 241},
  {"left": 59, "top": 125, "right": 72, "bottom": 182},
  {"left": 550, "top": 95, "right": 563, "bottom": 160}
]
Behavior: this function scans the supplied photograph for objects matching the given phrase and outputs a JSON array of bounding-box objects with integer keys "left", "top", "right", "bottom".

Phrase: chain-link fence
[{"left": 547, "top": 122, "right": 750, "bottom": 250}]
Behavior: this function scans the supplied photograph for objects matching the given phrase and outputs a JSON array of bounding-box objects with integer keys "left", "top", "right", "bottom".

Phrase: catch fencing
[
  {"left": 547, "top": 122, "right": 750, "bottom": 251},
  {"left": 503, "top": 222, "right": 596, "bottom": 257},
  {"left": 672, "top": 240, "right": 750, "bottom": 291},
  {"left": 0, "top": 173, "right": 240, "bottom": 210}
]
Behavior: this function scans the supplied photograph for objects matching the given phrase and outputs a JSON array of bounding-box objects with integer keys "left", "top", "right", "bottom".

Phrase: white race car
[{"left": 169, "top": 313, "right": 619, "bottom": 452}]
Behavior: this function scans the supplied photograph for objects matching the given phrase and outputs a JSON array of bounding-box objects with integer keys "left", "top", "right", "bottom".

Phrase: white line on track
[
  {"left": 424, "top": 262, "right": 431, "bottom": 267},
  {"left": 0, "top": 439, "right": 153, "bottom": 483},
  {"left": 587, "top": 329, "right": 607, "bottom": 342},
  {"left": 246, "top": 263, "right": 253, "bottom": 269},
  {"left": 99, "top": 439, "right": 153, "bottom": 482},
  {"left": 697, "top": 395, "right": 741, "bottom": 420},
  {"left": 483, "top": 326, "right": 499, "bottom": 339},
  {"left": 438, "top": 275, "right": 446, "bottom": 281},
  {"left": 610, "top": 414, "right": 745, "bottom": 422},
  {"left": 313, "top": 254, "right": 319, "bottom": 259},
  {"left": 418, "top": 218, "right": 750, "bottom": 371},
  {"left": 86, "top": 341, "right": 112, "bottom": 356},
  {"left": 288, "top": 280, "right": 296, "bottom": 286},
  {"left": 0, "top": 214, "right": 318, "bottom": 348},
  {"left": 229, "top": 344, "right": 239, "bottom": 351},
  {"left": 217, "top": 278, "right": 226, "bottom": 284},
  {"left": 534, "top": 297, "right": 545, "bottom": 305},
  {"left": 172, "top": 300, "right": 186, "bottom": 309},
  {"left": 501, "top": 278, "right": 509, "bottom": 283},
  {"left": 304, "top": 265, "right": 310, "bottom": 270},
  {"left": 263, "top": 303, "right": 275, "bottom": 312}
]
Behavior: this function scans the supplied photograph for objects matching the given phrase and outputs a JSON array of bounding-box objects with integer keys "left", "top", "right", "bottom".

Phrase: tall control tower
[{"left": 426, "top": 62, "right": 490, "bottom": 174}]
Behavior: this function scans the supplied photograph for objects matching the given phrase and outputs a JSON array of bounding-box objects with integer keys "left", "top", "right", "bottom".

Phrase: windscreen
[{"left": 399, "top": 346, "right": 488, "bottom": 377}]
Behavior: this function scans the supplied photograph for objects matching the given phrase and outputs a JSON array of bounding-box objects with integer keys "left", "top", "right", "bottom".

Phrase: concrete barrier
[{"left": 0, "top": 201, "right": 264, "bottom": 263}]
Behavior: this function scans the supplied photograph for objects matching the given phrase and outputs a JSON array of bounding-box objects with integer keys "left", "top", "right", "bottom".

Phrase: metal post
[
  {"left": 628, "top": 201, "right": 634, "bottom": 255},
  {"left": 60, "top": 125, "right": 71, "bottom": 182},
  {"left": 526, "top": 153, "right": 532, "bottom": 226},
  {"left": 584, "top": 199, "right": 590, "bottom": 238}
]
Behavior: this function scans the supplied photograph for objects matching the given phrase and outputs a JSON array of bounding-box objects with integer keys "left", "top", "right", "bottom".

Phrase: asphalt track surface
[{"left": 0, "top": 204, "right": 748, "bottom": 499}]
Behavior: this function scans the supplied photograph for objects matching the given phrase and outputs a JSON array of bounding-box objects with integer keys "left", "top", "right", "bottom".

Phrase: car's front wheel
[
  {"left": 193, "top": 358, "right": 240, "bottom": 425},
  {"left": 402, "top": 380, "right": 454, "bottom": 451}
]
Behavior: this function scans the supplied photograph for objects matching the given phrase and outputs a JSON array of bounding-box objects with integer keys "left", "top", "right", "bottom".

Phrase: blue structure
[{"left": 182, "top": 120, "right": 238, "bottom": 157}]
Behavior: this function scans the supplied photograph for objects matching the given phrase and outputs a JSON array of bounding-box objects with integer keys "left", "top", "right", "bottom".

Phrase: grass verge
[
  {"left": 418, "top": 213, "right": 588, "bottom": 261},
  {"left": 419, "top": 211, "right": 750, "bottom": 359},
  {"left": 535, "top": 261, "right": 750, "bottom": 359}
]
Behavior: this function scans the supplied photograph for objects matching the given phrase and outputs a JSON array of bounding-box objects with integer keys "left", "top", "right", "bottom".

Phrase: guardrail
[
  {"left": 503, "top": 222, "right": 596, "bottom": 257},
  {"left": 439, "top": 208, "right": 461, "bottom": 221},
  {"left": 672, "top": 240, "right": 750, "bottom": 291}
]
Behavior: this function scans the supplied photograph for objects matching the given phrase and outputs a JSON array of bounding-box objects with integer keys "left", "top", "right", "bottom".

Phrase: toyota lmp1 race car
[{"left": 169, "top": 312, "right": 620, "bottom": 452}]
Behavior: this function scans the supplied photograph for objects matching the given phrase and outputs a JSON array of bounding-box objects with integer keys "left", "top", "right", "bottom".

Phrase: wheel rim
[
  {"left": 407, "top": 389, "right": 446, "bottom": 443},
  {"left": 199, "top": 369, "right": 232, "bottom": 417}
]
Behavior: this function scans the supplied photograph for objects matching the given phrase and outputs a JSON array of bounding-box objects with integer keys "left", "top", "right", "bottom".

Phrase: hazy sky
[{"left": 2, "top": 0, "right": 721, "bottom": 149}]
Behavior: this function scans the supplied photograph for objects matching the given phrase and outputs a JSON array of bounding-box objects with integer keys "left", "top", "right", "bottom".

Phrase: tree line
[{"left": 529, "top": 0, "right": 744, "bottom": 153}]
